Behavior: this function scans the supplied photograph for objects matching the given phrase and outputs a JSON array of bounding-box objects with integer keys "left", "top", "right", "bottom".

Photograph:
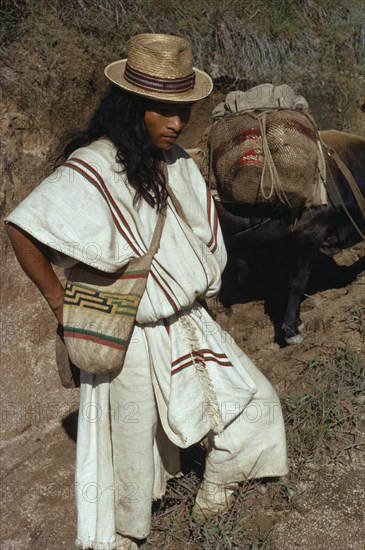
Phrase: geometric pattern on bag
[
  {"left": 64, "top": 282, "right": 141, "bottom": 316},
  {"left": 62, "top": 210, "right": 166, "bottom": 375},
  {"left": 63, "top": 281, "right": 142, "bottom": 351}
]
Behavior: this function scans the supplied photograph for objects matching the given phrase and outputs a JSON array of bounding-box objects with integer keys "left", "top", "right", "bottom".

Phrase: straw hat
[{"left": 104, "top": 33, "right": 213, "bottom": 103}]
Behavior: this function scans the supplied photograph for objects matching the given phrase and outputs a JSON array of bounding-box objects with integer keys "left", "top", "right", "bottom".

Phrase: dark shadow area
[
  {"left": 153, "top": 444, "right": 206, "bottom": 514},
  {"left": 220, "top": 244, "right": 365, "bottom": 345},
  {"left": 180, "top": 443, "right": 206, "bottom": 478},
  {"left": 306, "top": 253, "right": 365, "bottom": 293},
  {"left": 62, "top": 410, "right": 79, "bottom": 442}
]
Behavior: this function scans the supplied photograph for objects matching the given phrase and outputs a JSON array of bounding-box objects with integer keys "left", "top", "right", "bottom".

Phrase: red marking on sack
[
  {"left": 238, "top": 149, "right": 262, "bottom": 167},
  {"left": 212, "top": 128, "right": 262, "bottom": 168},
  {"left": 240, "top": 129, "right": 261, "bottom": 141}
]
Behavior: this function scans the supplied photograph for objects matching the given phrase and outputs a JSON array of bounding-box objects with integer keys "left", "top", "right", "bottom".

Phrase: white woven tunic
[{"left": 6, "top": 139, "right": 288, "bottom": 549}]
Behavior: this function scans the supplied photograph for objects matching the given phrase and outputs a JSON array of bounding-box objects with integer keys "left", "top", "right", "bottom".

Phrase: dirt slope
[
  {"left": 1, "top": 241, "right": 364, "bottom": 549},
  {"left": 1, "top": 60, "right": 364, "bottom": 549}
]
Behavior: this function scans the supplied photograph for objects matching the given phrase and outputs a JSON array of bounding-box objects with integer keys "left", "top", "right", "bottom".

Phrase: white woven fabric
[
  {"left": 212, "top": 84, "right": 309, "bottom": 122},
  {"left": 75, "top": 325, "right": 182, "bottom": 548},
  {"left": 145, "top": 305, "right": 257, "bottom": 447},
  {"left": 6, "top": 139, "right": 288, "bottom": 548},
  {"left": 6, "top": 139, "right": 224, "bottom": 321}
]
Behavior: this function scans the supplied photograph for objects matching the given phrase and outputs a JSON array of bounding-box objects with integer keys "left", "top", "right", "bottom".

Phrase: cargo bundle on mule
[{"left": 209, "top": 84, "right": 327, "bottom": 209}]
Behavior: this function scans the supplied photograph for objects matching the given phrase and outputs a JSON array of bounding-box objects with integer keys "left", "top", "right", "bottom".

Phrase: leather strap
[
  {"left": 322, "top": 143, "right": 365, "bottom": 240},
  {"left": 166, "top": 183, "right": 190, "bottom": 226},
  {"left": 147, "top": 163, "right": 168, "bottom": 257},
  {"left": 147, "top": 201, "right": 166, "bottom": 256},
  {"left": 160, "top": 159, "right": 190, "bottom": 226}
]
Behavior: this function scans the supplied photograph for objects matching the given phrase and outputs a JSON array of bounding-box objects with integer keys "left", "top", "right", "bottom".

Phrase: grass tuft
[
  {"left": 1, "top": 0, "right": 364, "bottom": 133},
  {"left": 282, "top": 346, "right": 365, "bottom": 476},
  {"left": 345, "top": 298, "right": 365, "bottom": 340},
  {"left": 149, "top": 345, "right": 364, "bottom": 547}
]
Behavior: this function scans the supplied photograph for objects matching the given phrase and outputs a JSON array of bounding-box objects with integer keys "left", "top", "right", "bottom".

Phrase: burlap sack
[
  {"left": 210, "top": 109, "right": 324, "bottom": 208},
  {"left": 210, "top": 84, "right": 327, "bottom": 208}
]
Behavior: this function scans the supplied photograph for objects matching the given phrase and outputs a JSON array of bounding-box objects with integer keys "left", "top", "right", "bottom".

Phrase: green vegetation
[
  {"left": 149, "top": 471, "right": 278, "bottom": 549},
  {"left": 283, "top": 346, "right": 365, "bottom": 476},
  {"left": 1, "top": 0, "right": 364, "bottom": 131},
  {"left": 147, "top": 345, "right": 364, "bottom": 548},
  {"left": 345, "top": 298, "right": 365, "bottom": 340}
]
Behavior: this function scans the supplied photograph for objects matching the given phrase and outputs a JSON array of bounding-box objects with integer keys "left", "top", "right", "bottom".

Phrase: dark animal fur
[{"left": 216, "top": 130, "right": 365, "bottom": 343}]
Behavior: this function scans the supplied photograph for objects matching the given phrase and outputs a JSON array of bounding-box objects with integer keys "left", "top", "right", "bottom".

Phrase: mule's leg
[{"left": 283, "top": 227, "right": 327, "bottom": 345}]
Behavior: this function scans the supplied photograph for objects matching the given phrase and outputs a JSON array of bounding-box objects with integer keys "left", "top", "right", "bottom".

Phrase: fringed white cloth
[
  {"left": 6, "top": 139, "right": 288, "bottom": 547},
  {"left": 145, "top": 305, "right": 257, "bottom": 447},
  {"left": 74, "top": 373, "right": 116, "bottom": 549},
  {"left": 5, "top": 139, "right": 258, "bottom": 439}
]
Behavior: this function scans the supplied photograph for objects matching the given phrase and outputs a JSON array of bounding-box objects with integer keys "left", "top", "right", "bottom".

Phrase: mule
[{"left": 214, "top": 130, "right": 365, "bottom": 344}]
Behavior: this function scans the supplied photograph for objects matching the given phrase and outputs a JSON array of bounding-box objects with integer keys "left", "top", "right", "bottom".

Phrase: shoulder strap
[
  {"left": 147, "top": 201, "right": 166, "bottom": 257},
  {"left": 167, "top": 183, "right": 190, "bottom": 226},
  {"left": 161, "top": 159, "right": 191, "bottom": 226},
  {"left": 147, "top": 164, "right": 168, "bottom": 256}
]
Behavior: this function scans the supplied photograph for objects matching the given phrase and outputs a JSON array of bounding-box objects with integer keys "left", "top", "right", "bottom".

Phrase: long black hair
[{"left": 62, "top": 85, "right": 167, "bottom": 210}]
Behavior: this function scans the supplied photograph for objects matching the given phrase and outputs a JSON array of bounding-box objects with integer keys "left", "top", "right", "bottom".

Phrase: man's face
[{"left": 144, "top": 101, "right": 192, "bottom": 150}]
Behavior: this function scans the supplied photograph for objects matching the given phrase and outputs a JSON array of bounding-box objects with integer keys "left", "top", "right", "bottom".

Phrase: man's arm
[{"left": 5, "top": 223, "right": 65, "bottom": 325}]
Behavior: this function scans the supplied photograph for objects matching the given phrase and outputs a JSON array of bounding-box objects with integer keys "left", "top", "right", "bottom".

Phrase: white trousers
[{"left": 75, "top": 325, "right": 288, "bottom": 550}]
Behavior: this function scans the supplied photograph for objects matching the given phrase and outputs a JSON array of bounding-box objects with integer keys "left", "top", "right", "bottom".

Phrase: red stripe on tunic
[
  {"left": 172, "top": 349, "right": 228, "bottom": 367},
  {"left": 66, "top": 158, "right": 182, "bottom": 312},
  {"left": 171, "top": 356, "right": 233, "bottom": 375},
  {"left": 172, "top": 349, "right": 233, "bottom": 368},
  {"left": 71, "top": 157, "right": 143, "bottom": 252},
  {"left": 64, "top": 161, "right": 141, "bottom": 256},
  {"left": 163, "top": 318, "right": 170, "bottom": 335},
  {"left": 150, "top": 271, "right": 179, "bottom": 312}
]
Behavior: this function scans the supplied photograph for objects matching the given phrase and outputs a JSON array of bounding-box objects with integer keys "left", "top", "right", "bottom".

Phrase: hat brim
[{"left": 104, "top": 59, "right": 213, "bottom": 103}]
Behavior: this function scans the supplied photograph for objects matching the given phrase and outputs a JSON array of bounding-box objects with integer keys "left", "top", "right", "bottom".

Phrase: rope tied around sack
[
  {"left": 209, "top": 103, "right": 326, "bottom": 209},
  {"left": 256, "top": 111, "right": 292, "bottom": 207}
]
